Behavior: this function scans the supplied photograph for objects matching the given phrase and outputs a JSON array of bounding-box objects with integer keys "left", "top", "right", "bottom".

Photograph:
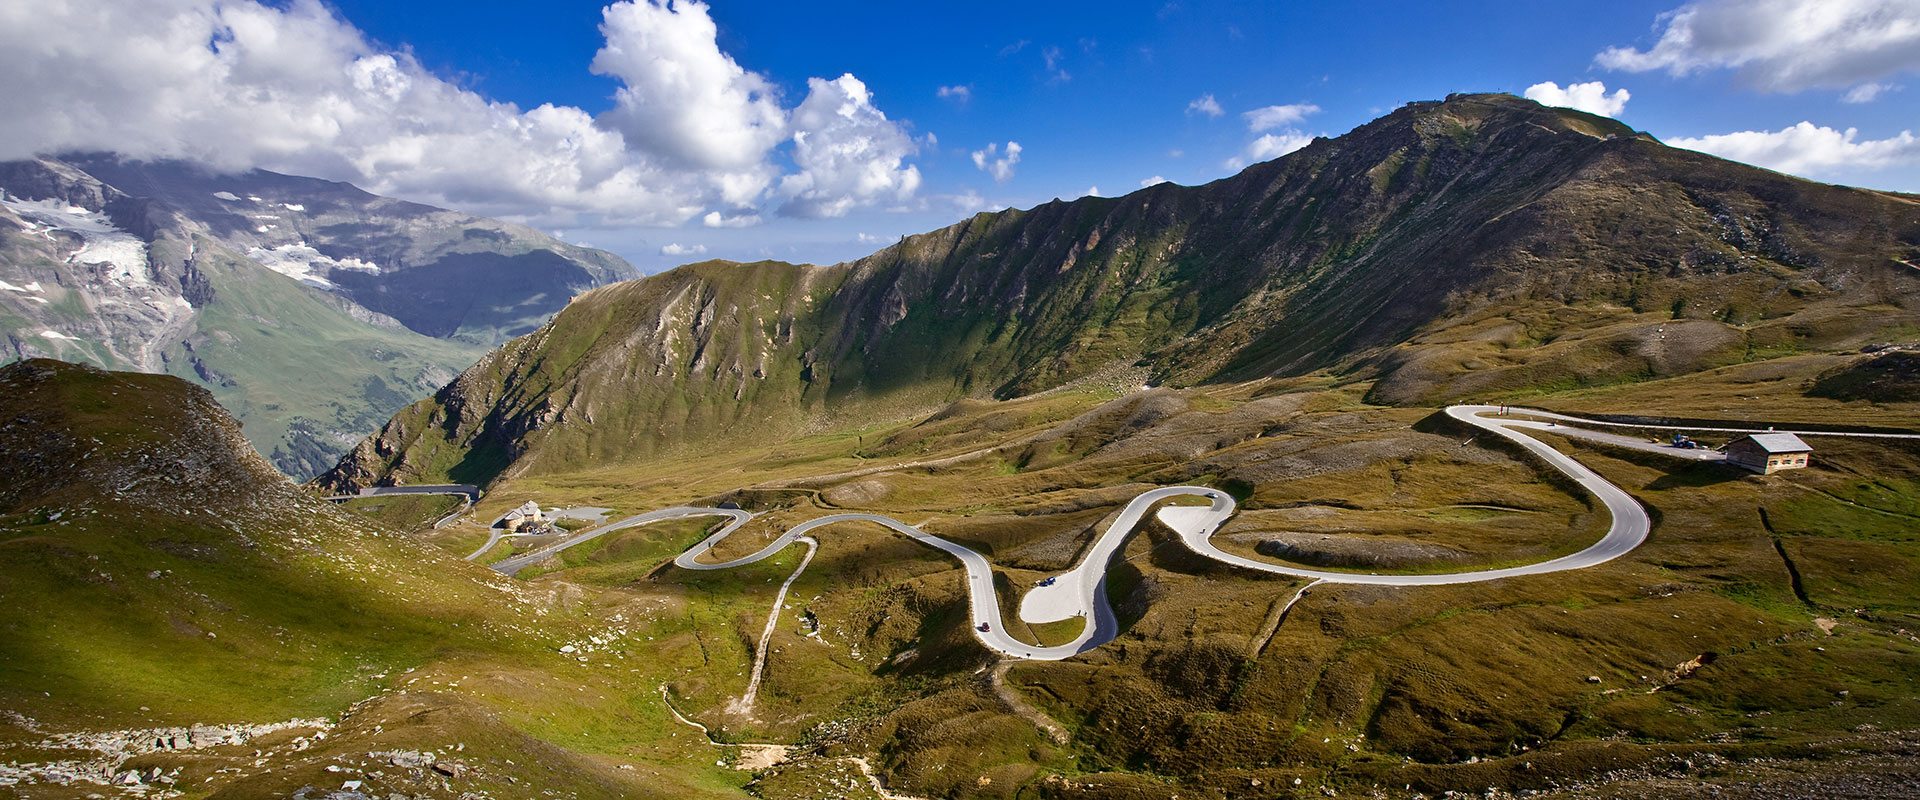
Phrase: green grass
[
  {"left": 167, "top": 248, "right": 486, "bottom": 478},
  {"left": 0, "top": 507, "right": 539, "bottom": 726},
  {"left": 1024, "top": 616, "right": 1086, "bottom": 647},
  {"left": 19, "top": 254, "right": 1920, "bottom": 798},
  {"left": 335, "top": 494, "right": 463, "bottom": 531},
  {"left": 515, "top": 517, "right": 721, "bottom": 583}
]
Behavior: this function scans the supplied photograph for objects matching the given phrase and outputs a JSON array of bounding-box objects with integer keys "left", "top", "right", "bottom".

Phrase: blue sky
[{"left": 4, "top": 1, "right": 1917, "bottom": 271}]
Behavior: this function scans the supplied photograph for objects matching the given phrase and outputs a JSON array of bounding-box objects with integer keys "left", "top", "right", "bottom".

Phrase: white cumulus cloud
[
  {"left": 0, "top": 0, "right": 925, "bottom": 231},
  {"left": 1244, "top": 103, "right": 1320, "bottom": 131},
  {"left": 1668, "top": 121, "right": 1920, "bottom": 175},
  {"left": 1247, "top": 132, "right": 1314, "bottom": 160},
  {"left": 592, "top": 0, "right": 785, "bottom": 174},
  {"left": 1140, "top": 175, "right": 1169, "bottom": 188},
  {"left": 1523, "top": 81, "right": 1632, "bottom": 117},
  {"left": 937, "top": 84, "right": 972, "bottom": 102},
  {"left": 0, "top": 0, "right": 693, "bottom": 223},
  {"left": 1187, "top": 94, "right": 1224, "bottom": 117},
  {"left": 777, "top": 74, "right": 923, "bottom": 218},
  {"left": 971, "top": 141, "right": 1022, "bottom": 183},
  {"left": 660, "top": 242, "right": 708, "bottom": 256},
  {"left": 1597, "top": 0, "right": 1920, "bottom": 93}
]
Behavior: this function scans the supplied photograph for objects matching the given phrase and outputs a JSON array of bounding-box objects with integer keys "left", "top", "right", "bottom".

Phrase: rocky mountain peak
[{"left": 319, "top": 94, "right": 1919, "bottom": 491}]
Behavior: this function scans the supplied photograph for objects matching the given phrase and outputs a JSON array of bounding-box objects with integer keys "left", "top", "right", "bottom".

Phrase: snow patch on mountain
[
  {"left": 0, "top": 196, "right": 151, "bottom": 286},
  {"left": 212, "top": 191, "right": 240, "bottom": 201},
  {"left": 76, "top": 238, "right": 151, "bottom": 285},
  {"left": 246, "top": 241, "right": 383, "bottom": 289}
]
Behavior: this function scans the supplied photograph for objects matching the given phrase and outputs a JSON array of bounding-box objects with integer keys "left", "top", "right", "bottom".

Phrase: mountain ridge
[{"left": 318, "top": 92, "right": 1920, "bottom": 492}]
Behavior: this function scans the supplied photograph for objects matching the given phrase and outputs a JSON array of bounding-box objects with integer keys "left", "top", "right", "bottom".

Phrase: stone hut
[
  {"left": 502, "top": 500, "right": 545, "bottom": 531},
  {"left": 1726, "top": 433, "right": 1812, "bottom": 474}
]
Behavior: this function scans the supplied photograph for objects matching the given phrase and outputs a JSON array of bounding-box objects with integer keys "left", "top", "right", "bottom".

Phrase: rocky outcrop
[
  {"left": 0, "top": 360, "right": 294, "bottom": 514},
  {"left": 0, "top": 714, "right": 332, "bottom": 791}
]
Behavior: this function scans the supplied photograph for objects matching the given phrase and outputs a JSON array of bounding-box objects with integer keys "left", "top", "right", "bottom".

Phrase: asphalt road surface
[
  {"left": 323, "top": 483, "right": 481, "bottom": 502},
  {"left": 489, "top": 506, "right": 754, "bottom": 576},
  {"left": 495, "top": 404, "right": 1914, "bottom": 660},
  {"left": 1504, "top": 407, "right": 1920, "bottom": 440}
]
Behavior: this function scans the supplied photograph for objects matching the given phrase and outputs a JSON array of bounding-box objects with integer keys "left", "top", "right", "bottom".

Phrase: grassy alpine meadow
[
  {"left": 8, "top": 80, "right": 1920, "bottom": 799},
  {"left": 335, "top": 492, "right": 465, "bottom": 531},
  {"left": 446, "top": 355, "right": 1920, "bottom": 798},
  {"left": 12, "top": 324, "right": 1920, "bottom": 798}
]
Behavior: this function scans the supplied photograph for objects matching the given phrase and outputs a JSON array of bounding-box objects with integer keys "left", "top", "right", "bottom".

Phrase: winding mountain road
[
  {"left": 497, "top": 404, "right": 1916, "bottom": 661},
  {"left": 1502, "top": 407, "right": 1920, "bottom": 441},
  {"left": 323, "top": 483, "right": 481, "bottom": 502},
  {"left": 490, "top": 506, "right": 756, "bottom": 576},
  {"left": 656, "top": 405, "right": 1658, "bottom": 659},
  {"left": 1159, "top": 404, "right": 1655, "bottom": 587}
]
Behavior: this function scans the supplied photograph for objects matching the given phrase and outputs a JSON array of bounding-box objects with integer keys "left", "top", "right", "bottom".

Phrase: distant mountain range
[
  {"left": 0, "top": 155, "right": 634, "bottom": 478},
  {"left": 318, "top": 93, "right": 1920, "bottom": 492}
]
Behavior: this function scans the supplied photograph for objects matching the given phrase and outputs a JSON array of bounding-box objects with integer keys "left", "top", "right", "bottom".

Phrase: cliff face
[{"left": 318, "top": 93, "right": 1920, "bottom": 491}]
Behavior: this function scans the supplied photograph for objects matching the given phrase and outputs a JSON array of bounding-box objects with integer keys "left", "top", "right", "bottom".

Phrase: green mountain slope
[
  {"left": 0, "top": 360, "right": 739, "bottom": 798},
  {"left": 163, "top": 250, "right": 487, "bottom": 478},
  {"left": 320, "top": 93, "right": 1920, "bottom": 491}
]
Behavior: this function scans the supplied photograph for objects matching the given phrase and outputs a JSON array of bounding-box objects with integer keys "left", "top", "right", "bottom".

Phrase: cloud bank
[
  {"left": 779, "top": 75, "right": 923, "bottom": 218},
  {"left": 1598, "top": 0, "right": 1920, "bottom": 96},
  {"left": 1670, "top": 122, "right": 1920, "bottom": 175},
  {"left": 0, "top": 0, "right": 923, "bottom": 227}
]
